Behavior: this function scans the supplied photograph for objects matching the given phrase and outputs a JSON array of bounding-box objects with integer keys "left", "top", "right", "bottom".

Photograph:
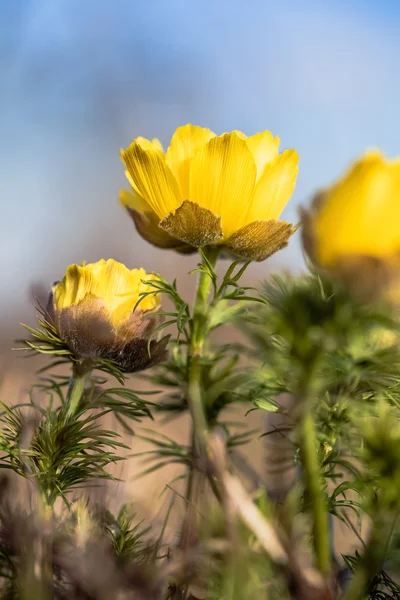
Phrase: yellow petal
[
  {"left": 121, "top": 142, "right": 182, "bottom": 219},
  {"left": 120, "top": 188, "right": 150, "bottom": 215},
  {"left": 315, "top": 152, "right": 400, "bottom": 265},
  {"left": 54, "top": 260, "right": 159, "bottom": 329},
  {"left": 165, "top": 124, "right": 215, "bottom": 198},
  {"left": 123, "top": 169, "right": 156, "bottom": 214},
  {"left": 247, "top": 149, "right": 299, "bottom": 222},
  {"left": 54, "top": 264, "right": 96, "bottom": 311},
  {"left": 113, "top": 270, "right": 160, "bottom": 324},
  {"left": 189, "top": 133, "right": 257, "bottom": 239},
  {"left": 92, "top": 261, "right": 158, "bottom": 326},
  {"left": 124, "top": 169, "right": 140, "bottom": 192},
  {"left": 244, "top": 131, "right": 280, "bottom": 181},
  {"left": 135, "top": 137, "right": 164, "bottom": 156},
  {"left": 231, "top": 130, "right": 247, "bottom": 140}
]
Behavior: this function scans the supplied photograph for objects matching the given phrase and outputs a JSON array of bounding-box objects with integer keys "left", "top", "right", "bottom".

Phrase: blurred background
[
  {"left": 2, "top": 0, "right": 400, "bottom": 341},
  {"left": 1, "top": 0, "right": 400, "bottom": 523},
  {"left": 1, "top": 0, "right": 400, "bottom": 336}
]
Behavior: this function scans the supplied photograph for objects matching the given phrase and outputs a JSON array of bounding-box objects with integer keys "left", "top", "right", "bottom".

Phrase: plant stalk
[
  {"left": 187, "top": 247, "right": 219, "bottom": 452},
  {"left": 299, "top": 399, "right": 331, "bottom": 576},
  {"left": 66, "top": 359, "right": 93, "bottom": 418},
  {"left": 180, "top": 248, "right": 218, "bottom": 556}
]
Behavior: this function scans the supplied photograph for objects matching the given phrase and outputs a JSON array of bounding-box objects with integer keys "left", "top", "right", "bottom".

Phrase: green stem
[
  {"left": 180, "top": 248, "right": 218, "bottom": 559},
  {"left": 299, "top": 402, "right": 331, "bottom": 576},
  {"left": 188, "top": 247, "right": 219, "bottom": 451},
  {"left": 342, "top": 510, "right": 399, "bottom": 600},
  {"left": 66, "top": 359, "right": 93, "bottom": 418}
]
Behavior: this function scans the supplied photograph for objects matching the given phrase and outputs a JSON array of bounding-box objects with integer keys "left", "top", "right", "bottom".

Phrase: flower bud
[
  {"left": 301, "top": 151, "right": 400, "bottom": 302},
  {"left": 47, "top": 259, "right": 168, "bottom": 371}
]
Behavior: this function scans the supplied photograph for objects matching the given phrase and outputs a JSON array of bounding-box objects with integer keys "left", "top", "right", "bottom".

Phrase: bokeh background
[
  {"left": 1, "top": 1, "right": 399, "bottom": 533},
  {"left": 2, "top": 0, "right": 400, "bottom": 340}
]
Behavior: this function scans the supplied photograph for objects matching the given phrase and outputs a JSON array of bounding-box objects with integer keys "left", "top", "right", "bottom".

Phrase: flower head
[
  {"left": 47, "top": 259, "right": 168, "bottom": 371},
  {"left": 301, "top": 151, "right": 400, "bottom": 302},
  {"left": 120, "top": 125, "right": 299, "bottom": 261}
]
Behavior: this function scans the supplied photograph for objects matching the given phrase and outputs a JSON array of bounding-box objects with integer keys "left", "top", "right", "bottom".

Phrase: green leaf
[{"left": 252, "top": 397, "right": 280, "bottom": 413}]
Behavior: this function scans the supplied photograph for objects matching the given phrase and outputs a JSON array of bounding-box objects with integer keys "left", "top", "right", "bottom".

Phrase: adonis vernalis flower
[
  {"left": 301, "top": 151, "right": 400, "bottom": 302},
  {"left": 120, "top": 124, "right": 299, "bottom": 261},
  {"left": 47, "top": 259, "right": 168, "bottom": 371}
]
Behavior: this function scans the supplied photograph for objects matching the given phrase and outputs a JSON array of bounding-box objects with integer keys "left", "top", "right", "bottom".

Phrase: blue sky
[{"left": 1, "top": 0, "right": 400, "bottom": 323}]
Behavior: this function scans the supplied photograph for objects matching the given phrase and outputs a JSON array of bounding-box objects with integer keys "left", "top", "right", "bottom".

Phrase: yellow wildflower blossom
[{"left": 120, "top": 124, "right": 299, "bottom": 261}]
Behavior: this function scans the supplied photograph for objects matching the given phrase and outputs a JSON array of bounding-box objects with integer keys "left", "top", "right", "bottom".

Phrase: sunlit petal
[
  {"left": 121, "top": 142, "right": 182, "bottom": 218},
  {"left": 165, "top": 124, "right": 215, "bottom": 198},
  {"left": 245, "top": 131, "right": 280, "bottom": 181},
  {"left": 248, "top": 149, "right": 299, "bottom": 222},
  {"left": 189, "top": 133, "right": 257, "bottom": 238}
]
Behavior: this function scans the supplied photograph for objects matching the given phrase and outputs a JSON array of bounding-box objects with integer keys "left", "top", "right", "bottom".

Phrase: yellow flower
[
  {"left": 301, "top": 151, "right": 400, "bottom": 302},
  {"left": 120, "top": 124, "right": 299, "bottom": 261},
  {"left": 48, "top": 259, "right": 168, "bottom": 371}
]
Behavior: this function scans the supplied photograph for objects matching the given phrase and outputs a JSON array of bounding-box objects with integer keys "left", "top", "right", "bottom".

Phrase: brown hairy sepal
[
  {"left": 225, "top": 220, "right": 298, "bottom": 261},
  {"left": 328, "top": 253, "right": 400, "bottom": 304},
  {"left": 159, "top": 200, "right": 223, "bottom": 247},
  {"left": 49, "top": 294, "right": 168, "bottom": 372}
]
